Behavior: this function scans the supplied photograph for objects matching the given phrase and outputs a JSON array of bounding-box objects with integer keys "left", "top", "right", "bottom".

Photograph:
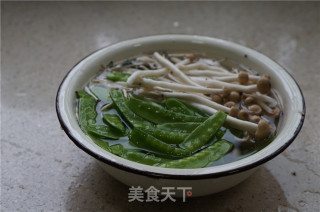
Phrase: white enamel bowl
[{"left": 56, "top": 35, "right": 305, "bottom": 197}]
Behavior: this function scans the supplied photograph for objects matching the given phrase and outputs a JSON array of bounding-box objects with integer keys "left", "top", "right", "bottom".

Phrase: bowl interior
[{"left": 57, "top": 35, "right": 305, "bottom": 178}]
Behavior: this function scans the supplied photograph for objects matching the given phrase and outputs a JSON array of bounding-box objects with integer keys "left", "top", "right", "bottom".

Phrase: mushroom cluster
[{"left": 95, "top": 52, "right": 281, "bottom": 141}]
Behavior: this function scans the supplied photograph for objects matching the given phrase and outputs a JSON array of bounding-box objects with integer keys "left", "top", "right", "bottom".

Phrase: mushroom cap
[
  {"left": 212, "top": 94, "right": 223, "bottom": 104},
  {"left": 257, "top": 77, "right": 271, "bottom": 94},
  {"left": 221, "top": 87, "right": 230, "bottom": 98},
  {"left": 186, "top": 53, "right": 196, "bottom": 61},
  {"left": 224, "top": 101, "right": 236, "bottom": 108},
  {"left": 244, "top": 96, "right": 255, "bottom": 106},
  {"left": 272, "top": 107, "right": 281, "bottom": 118},
  {"left": 238, "top": 109, "right": 249, "bottom": 120},
  {"left": 255, "top": 119, "right": 271, "bottom": 140},
  {"left": 250, "top": 115, "right": 261, "bottom": 123},
  {"left": 229, "top": 91, "right": 240, "bottom": 102},
  {"left": 249, "top": 104, "right": 262, "bottom": 115},
  {"left": 238, "top": 71, "right": 249, "bottom": 85},
  {"left": 263, "top": 74, "right": 271, "bottom": 80},
  {"left": 229, "top": 106, "right": 239, "bottom": 117}
]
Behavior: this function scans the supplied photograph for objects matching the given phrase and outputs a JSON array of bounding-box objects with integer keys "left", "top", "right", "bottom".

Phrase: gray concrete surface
[{"left": 1, "top": 2, "right": 319, "bottom": 211}]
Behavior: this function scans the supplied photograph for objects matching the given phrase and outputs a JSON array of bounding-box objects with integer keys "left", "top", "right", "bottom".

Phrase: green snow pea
[
  {"left": 158, "top": 140, "right": 233, "bottom": 168},
  {"left": 109, "top": 90, "right": 153, "bottom": 128},
  {"left": 103, "top": 114, "right": 126, "bottom": 133},
  {"left": 129, "top": 128, "right": 190, "bottom": 158},
  {"left": 125, "top": 97, "right": 206, "bottom": 124},
  {"left": 224, "top": 124, "right": 245, "bottom": 138},
  {"left": 109, "top": 144, "right": 166, "bottom": 166},
  {"left": 157, "top": 122, "right": 200, "bottom": 133},
  {"left": 142, "top": 127, "right": 188, "bottom": 144},
  {"left": 88, "top": 132, "right": 111, "bottom": 152},
  {"left": 107, "top": 72, "right": 131, "bottom": 82},
  {"left": 180, "top": 111, "right": 227, "bottom": 152},
  {"left": 179, "top": 100, "right": 209, "bottom": 117},
  {"left": 77, "top": 90, "right": 123, "bottom": 139},
  {"left": 164, "top": 98, "right": 196, "bottom": 116},
  {"left": 76, "top": 90, "right": 97, "bottom": 130},
  {"left": 87, "top": 125, "right": 122, "bottom": 140}
]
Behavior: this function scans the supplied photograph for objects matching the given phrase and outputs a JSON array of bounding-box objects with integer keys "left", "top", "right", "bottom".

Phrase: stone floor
[{"left": 1, "top": 2, "right": 319, "bottom": 211}]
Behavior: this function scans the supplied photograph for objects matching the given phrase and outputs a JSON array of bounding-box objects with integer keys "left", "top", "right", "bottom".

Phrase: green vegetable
[
  {"left": 157, "top": 122, "right": 200, "bottom": 133},
  {"left": 109, "top": 90, "right": 152, "bottom": 128},
  {"left": 77, "top": 90, "right": 123, "bottom": 139},
  {"left": 107, "top": 72, "right": 131, "bottom": 82},
  {"left": 180, "top": 111, "right": 227, "bottom": 152},
  {"left": 103, "top": 114, "right": 126, "bottom": 133},
  {"left": 164, "top": 98, "right": 196, "bottom": 116},
  {"left": 179, "top": 100, "right": 209, "bottom": 117},
  {"left": 90, "top": 86, "right": 111, "bottom": 103},
  {"left": 158, "top": 140, "right": 233, "bottom": 168},
  {"left": 110, "top": 144, "right": 166, "bottom": 166},
  {"left": 88, "top": 133, "right": 111, "bottom": 152},
  {"left": 76, "top": 90, "right": 97, "bottom": 130},
  {"left": 143, "top": 127, "right": 188, "bottom": 144},
  {"left": 87, "top": 125, "right": 122, "bottom": 140},
  {"left": 125, "top": 97, "right": 206, "bottom": 124},
  {"left": 129, "top": 128, "right": 190, "bottom": 158},
  {"left": 226, "top": 125, "right": 245, "bottom": 138}
]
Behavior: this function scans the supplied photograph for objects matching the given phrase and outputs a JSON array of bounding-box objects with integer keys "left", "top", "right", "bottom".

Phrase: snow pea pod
[
  {"left": 107, "top": 72, "right": 131, "bottom": 82},
  {"left": 164, "top": 98, "right": 196, "bottom": 116},
  {"left": 125, "top": 97, "right": 206, "bottom": 124},
  {"left": 157, "top": 122, "right": 200, "bottom": 133},
  {"left": 180, "top": 111, "right": 227, "bottom": 152},
  {"left": 158, "top": 140, "right": 233, "bottom": 168},
  {"left": 109, "top": 90, "right": 152, "bottom": 128},
  {"left": 87, "top": 125, "right": 122, "bottom": 140},
  {"left": 103, "top": 114, "right": 126, "bottom": 133},
  {"left": 129, "top": 128, "right": 190, "bottom": 158},
  {"left": 109, "top": 144, "right": 166, "bottom": 166},
  {"left": 179, "top": 100, "right": 209, "bottom": 117},
  {"left": 227, "top": 126, "right": 245, "bottom": 138},
  {"left": 76, "top": 90, "right": 97, "bottom": 130},
  {"left": 77, "top": 90, "right": 123, "bottom": 139},
  {"left": 88, "top": 132, "right": 111, "bottom": 152},
  {"left": 143, "top": 127, "right": 188, "bottom": 144}
]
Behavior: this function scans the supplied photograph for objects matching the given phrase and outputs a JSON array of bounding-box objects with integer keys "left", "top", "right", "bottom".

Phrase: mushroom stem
[
  {"left": 140, "top": 78, "right": 224, "bottom": 94},
  {"left": 167, "top": 73, "right": 184, "bottom": 84},
  {"left": 243, "top": 92, "right": 278, "bottom": 107},
  {"left": 84, "top": 86, "right": 99, "bottom": 101},
  {"left": 191, "top": 77, "right": 257, "bottom": 93},
  {"left": 175, "top": 58, "right": 190, "bottom": 66},
  {"left": 213, "top": 75, "right": 260, "bottom": 83},
  {"left": 136, "top": 55, "right": 156, "bottom": 63},
  {"left": 162, "top": 92, "right": 231, "bottom": 113},
  {"left": 126, "top": 68, "right": 167, "bottom": 84},
  {"left": 183, "top": 70, "right": 234, "bottom": 77},
  {"left": 177, "top": 63, "right": 230, "bottom": 73},
  {"left": 191, "top": 103, "right": 258, "bottom": 132},
  {"left": 256, "top": 99, "right": 273, "bottom": 114},
  {"left": 153, "top": 52, "right": 201, "bottom": 87}
]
